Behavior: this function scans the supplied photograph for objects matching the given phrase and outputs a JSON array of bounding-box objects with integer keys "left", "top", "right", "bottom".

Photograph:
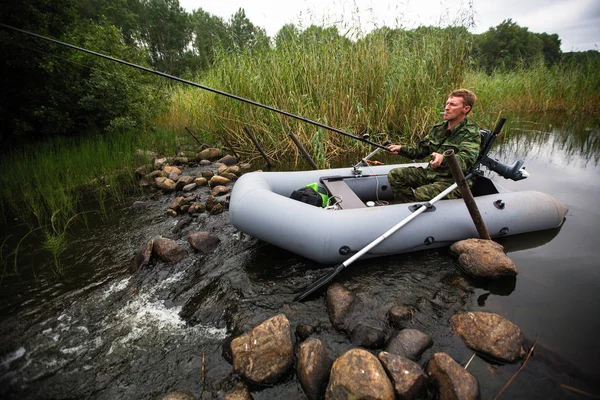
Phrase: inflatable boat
[{"left": 229, "top": 162, "right": 568, "bottom": 265}]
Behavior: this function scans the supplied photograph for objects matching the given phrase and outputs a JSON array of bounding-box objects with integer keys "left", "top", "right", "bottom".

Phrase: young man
[{"left": 387, "top": 89, "right": 480, "bottom": 203}]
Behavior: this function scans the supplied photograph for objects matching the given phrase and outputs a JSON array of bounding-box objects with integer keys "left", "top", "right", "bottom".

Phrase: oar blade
[{"left": 295, "top": 263, "right": 346, "bottom": 301}]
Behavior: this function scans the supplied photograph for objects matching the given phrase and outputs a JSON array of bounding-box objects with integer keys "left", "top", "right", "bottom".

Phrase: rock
[
  {"left": 155, "top": 177, "right": 177, "bottom": 192},
  {"left": 217, "top": 164, "right": 228, "bottom": 175},
  {"left": 211, "top": 185, "right": 231, "bottom": 197},
  {"left": 450, "top": 239, "right": 518, "bottom": 279},
  {"left": 209, "top": 203, "right": 223, "bottom": 215},
  {"left": 325, "top": 348, "right": 394, "bottom": 400},
  {"left": 351, "top": 322, "right": 386, "bottom": 349},
  {"left": 386, "top": 329, "right": 433, "bottom": 361},
  {"left": 218, "top": 154, "right": 238, "bottom": 166},
  {"left": 199, "top": 160, "right": 212, "bottom": 166},
  {"left": 240, "top": 163, "right": 252, "bottom": 171},
  {"left": 220, "top": 172, "right": 239, "bottom": 181},
  {"left": 169, "top": 196, "right": 187, "bottom": 212},
  {"left": 378, "top": 351, "right": 427, "bottom": 399},
  {"left": 135, "top": 164, "right": 152, "bottom": 177},
  {"left": 326, "top": 283, "right": 356, "bottom": 330},
  {"left": 205, "top": 195, "right": 219, "bottom": 212},
  {"left": 154, "top": 157, "right": 168, "bottom": 169},
  {"left": 162, "top": 390, "right": 196, "bottom": 400},
  {"left": 188, "top": 202, "right": 205, "bottom": 214},
  {"left": 226, "top": 165, "right": 242, "bottom": 176},
  {"left": 168, "top": 172, "right": 181, "bottom": 182},
  {"left": 450, "top": 312, "right": 526, "bottom": 362},
  {"left": 223, "top": 382, "right": 253, "bottom": 400},
  {"left": 163, "top": 165, "right": 182, "bottom": 175},
  {"left": 182, "top": 183, "right": 197, "bottom": 192},
  {"left": 152, "top": 238, "right": 187, "bottom": 263},
  {"left": 388, "top": 305, "right": 413, "bottom": 329},
  {"left": 231, "top": 314, "right": 294, "bottom": 385},
  {"left": 197, "top": 148, "right": 223, "bottom": 161},
  {"left": 175, "top": 176, "right": 195, "bottom": 191},
  {"left": 170, "top": 156, "right": 189, "bottom": 165},
  {"left": 427, "top": 352, "right": 480, "bottom": 400},
  {"left": 187, "top": 232, "right": 220, "bottom": 253},
  {"left": 132, "top": 239, "right": 154, "bottom": 272},
  {"left": 172, "top": 216, "right": 193, "bottom": 234},
  {"left": 201, "top": 170, "right": 214, "bottom": 179},
  {"left": 148, "top": 170, "right": 167, "bottom": 179},
  {"left": 194, "top": 177, "right": 208, "bottom": 187},
  {"left": 210, "top": 175, "right": 231, "bottom": 188},
  {"left": 297, "top": 338, "right": 333, "bottom": 400},
  {"left": 296, "top": 323, "right": 316, "bottom": 342},
  {"left": 167, "top": 209, "right": 178, "bottom": 217}
]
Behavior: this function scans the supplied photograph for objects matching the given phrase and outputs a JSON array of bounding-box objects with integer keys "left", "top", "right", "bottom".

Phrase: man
[{"left": 387, "top": 89, "right": 480, "bottom": 203}]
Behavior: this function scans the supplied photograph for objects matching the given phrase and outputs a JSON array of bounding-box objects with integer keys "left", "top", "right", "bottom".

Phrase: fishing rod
[{"left": 0, "top": 22, "right": 390, "bottom": 151}]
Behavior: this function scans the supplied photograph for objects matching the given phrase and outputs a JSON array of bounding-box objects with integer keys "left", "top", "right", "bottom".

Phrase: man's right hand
[{"left": 387, "top": 144, "right": 402, "bottom": 154}]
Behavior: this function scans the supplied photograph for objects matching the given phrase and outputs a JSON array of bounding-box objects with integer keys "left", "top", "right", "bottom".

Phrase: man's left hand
[{"left": 429, "top": 152, "right": 444, "bottom": 168}]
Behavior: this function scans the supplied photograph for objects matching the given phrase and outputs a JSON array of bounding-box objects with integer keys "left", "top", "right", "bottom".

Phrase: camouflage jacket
[{"left": 398, "top": 118, "right": 481, "bottom": 180}]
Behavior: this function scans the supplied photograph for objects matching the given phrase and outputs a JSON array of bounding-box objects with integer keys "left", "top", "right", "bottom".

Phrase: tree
[
  {"left": 227, "top": 8, "right": 269, "bottom": 52},
  {"left": 539, "top": 32, "right": 562, "bottom": 66},
  {"left": 274, "top": 23, "right": 300, "bottom": 49},
  {"left": 191, "top": 9, "right": 230, "bottom": 70}
]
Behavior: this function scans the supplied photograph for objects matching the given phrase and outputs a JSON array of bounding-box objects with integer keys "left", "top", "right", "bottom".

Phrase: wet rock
[
  {"left": 154, "top": 157, "right": 168, "bottom": 169},
  {"left": 201, "top": 170, "right": 214, "bottom": 179},
  {"left": 187, "top": 232, "right": 220, "bottom": 253},
  {"left": 209, "top": 203, "right": 223, "bottom": 215},
  {"left": 170, "top": 156, "right": 189, "bottom": 165},
  {"left": 325, "top": 348, "right": 394, "bottom": 400},
  {"left": 175, "top": 176, "right": 195, "bottom": 191},
  {"left": 218, "top": 154, "right": 238, "bottom": 166},
  {"left": 132, "top": 239, "right": 154, "bottom": 272},
  {"left": 386, "top": 329, "right": 433, "bottom": 361},
  {"left": 296, "top": 323, "right": 316, "bottom": 342},
  {"left": 152, "top": 238, "right": 187, "bottom": 263},
  {"left": 220, "top": 172, "right": 239, "bottom": 181},
  {"left": 162, "top": 390, "right": 196, "bottom": 400},
  {"left": 168, "top": 172, "right": 181, "bottom": 182},
  {"left": 224, "top": 382, "right": 253, "bottom": 400},
  {"left": 205, "top": 196, "right": 219, "bottom": 212},
  {"left": 351, "top": 322, "right": 386, "bottom": 349},
  {"left": 148, "top": 170, "right": 167, "bottom": 179},
  {"left": 199, "top": 160, "right": 212, "bottom": 166},
  {"left": 197, "top": 148, "right": 223, "bottom": 161},
  {"left": 226, "top": 165, "right": 242, "bottom": 176},
  {"left": 188, "top": 202, "right": 205, "bottom": 214},
  {"left": 427, "top": 352, "right": 480, "bottom": 400},
  {"left": 231, "top": 314, "right": 294, "bottom": 385},
  {"left": 172, "top": 216, "right": 193, "bottom": 234},
  {"left": 388, "top": 305, "right": 413, "bottom": 329},
  {"left": 450, "top": 312, "right": 526, "bottom": 362},
  {"left": 211, "top": 185, "right": 231, "bottom": 197},
  {"left": 162, "top": 391, "right": 196, "bottom": 400},
  {"left": 378, "top": 351, "right": 427, "bottom": 399},
  {"left": 169, "top": 196, "right": 187, "bottom": 212},
  {"left": 450, "top": 239, "right": 518, "bottom": 279},
  {"left": 167, "top": 209, "right": 178, "bottom": 217},
  {"left": 297, "top": 338, "right": 333, "bottom": 400},
  {"left": 182, "top": 183, "right": 197, "bottom": 192},
  {"left": 326, "top": 283, "right": 356, "bottom": 330},
  {"left": 210, "top": 175, "right": 231, "bottom": 188},
  {"left": 155, "top": 177, "right": 177, "bottom": 192},
  {"left": 194, "top": 177, "right": 208, "bottom": 187},
  {"left": 217, "top": 164, "right": 228, "bottom": 175}
]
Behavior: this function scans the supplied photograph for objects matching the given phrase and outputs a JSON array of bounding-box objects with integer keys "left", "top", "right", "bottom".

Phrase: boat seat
[{"left": 321, "top": 178, "right": 366, "bottom": 209}]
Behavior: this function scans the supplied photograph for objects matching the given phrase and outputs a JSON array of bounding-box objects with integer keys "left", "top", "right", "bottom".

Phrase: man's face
[{"left": 443, "top": 96, "right": 470, "bottom": 122}]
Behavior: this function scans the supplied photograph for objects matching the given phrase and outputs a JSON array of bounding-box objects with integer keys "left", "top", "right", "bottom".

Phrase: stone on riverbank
[
  {"left": 450, "top": 312, "right": 526, "bottom": 362},
  {"left": 386, "top": 328, "right": 433, "bottom": 361},
  {"left": 197, "top": 148, "right": 223, "bottom": 161},
  {"left": 325, "top": 348, "right": 394, "bottom": 400},
  {"left": 326, "top": 283, "right": 356, "bottom": 331},
  {"left": 162, "top": 390, "right": 196, "bottom": 400},
  {"left": 155, "top": 177, "right": 177, "bottom": 192},
  {"left": 297, "top": 338, "right": 333, "bottom": 400},
  {"left": 223, "top": 382, "right": 253, "bottom": 400},
  {"left": 388, "top": 305, "right": 413, "bottom": 329},
  {"left": 450, "top": 239, "right": 517, "bottom": 279},
  {"left": 210, "top": 175, "right": 231, "bottom": 188},
  {"left": 231, "top": 314, "right": 294, "bottom": 385},
  {"left": 378, "top": 351, "right": 427, "bottom": 399},
  {"left": 131, "top": 239, "right": 154, "bottom": 272},
  {"left": 427, "top": 352, "right": 480, "bottom": 400},
  {"left": 211, "top": 185, "right": 231, "bottom": 197},
  {"left": 152, "top": 238, "right": 187, "bottom": 263},
  {"left": 218, "top": 154, "right": 238, "bottom": 166}
]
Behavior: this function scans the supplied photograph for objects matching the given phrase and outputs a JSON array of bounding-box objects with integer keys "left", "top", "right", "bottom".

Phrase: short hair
[{"left": 450, "top": 89, "right": 477, "bottom": 109}]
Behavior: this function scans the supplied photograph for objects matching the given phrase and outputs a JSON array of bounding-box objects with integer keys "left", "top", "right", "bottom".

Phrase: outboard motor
[{"left": 480, "top": 155, "right": 529, "bottom": 181}]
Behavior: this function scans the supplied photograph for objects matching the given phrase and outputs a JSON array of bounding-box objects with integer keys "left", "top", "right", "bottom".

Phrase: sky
[{"left": 179, "top": 0, "right": 600, "bottom": 52}]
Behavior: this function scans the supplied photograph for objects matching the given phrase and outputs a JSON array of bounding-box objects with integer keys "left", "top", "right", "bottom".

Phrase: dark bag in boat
[{"left": 290, "top": 187, "right": 323, "bottom": 207}]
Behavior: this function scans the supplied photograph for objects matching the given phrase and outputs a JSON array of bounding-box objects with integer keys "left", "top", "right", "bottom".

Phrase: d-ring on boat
[{"left": 229, "top": 128, "right": 568, "bottom": 265}]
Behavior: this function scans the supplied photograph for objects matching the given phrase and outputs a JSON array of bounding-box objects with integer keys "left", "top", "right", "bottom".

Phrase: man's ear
[{"left": 463, "top": 105, "right": 471, "bottom": 114}]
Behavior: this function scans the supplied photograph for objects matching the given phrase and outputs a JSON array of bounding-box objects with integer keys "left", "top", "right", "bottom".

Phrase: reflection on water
[{"left": 1, "top": 113, "right": 599, "bottom": 399}]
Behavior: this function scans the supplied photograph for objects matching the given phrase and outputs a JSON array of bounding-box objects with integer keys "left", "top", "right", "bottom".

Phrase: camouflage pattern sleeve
[{"left": 451, "top": 122, "right": 481, "bottom": 173}]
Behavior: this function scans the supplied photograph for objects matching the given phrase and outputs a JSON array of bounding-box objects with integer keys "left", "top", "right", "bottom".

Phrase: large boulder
[
  {"left": 378, "top": 351, "right": 427, "bottom": 399},
  {"left": 186, "top": 232, "right": 220, "bottom": 254},
  {"left": 427, "top": 352, "right": 480, "bottom": 400},
  {"left": 152, "top": 238, "right": 187, "bottom": 263},
  {"left": 450, "top": 239, "right": 518, "bottom": 279},
  {"left": 230, "top": 314, "right": 294, "bottom": 385},
  {"left": 297, "top": 338, "right": 333, "bottom": 400},
  {"left": 325, "top": 348, "right": 394, "bottom": 400},
  {"left": 385, "top": 329, "right": 433, "bottom": 361},
  {"left": 450, "top": 312, "right": 526, "bottom": 362}
]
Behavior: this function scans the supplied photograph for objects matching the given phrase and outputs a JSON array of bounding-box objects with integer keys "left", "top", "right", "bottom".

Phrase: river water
[{"left": 1, "top": 113, "right": 599, "bottom": 399}]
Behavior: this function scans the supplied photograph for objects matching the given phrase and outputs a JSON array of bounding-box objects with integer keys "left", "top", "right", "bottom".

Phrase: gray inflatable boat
[{"left": 229, "top": 162, "right": 568, "bottom": 265}]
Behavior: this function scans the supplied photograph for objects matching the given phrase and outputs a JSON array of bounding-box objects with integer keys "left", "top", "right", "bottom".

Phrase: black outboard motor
[{"left": 480, "top": 156, "right": 529, "bottom": 181}]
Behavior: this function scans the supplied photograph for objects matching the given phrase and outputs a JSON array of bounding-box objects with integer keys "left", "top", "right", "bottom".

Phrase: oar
[{"left": 294, "top": 175, "right": 471, "bottom": 301}]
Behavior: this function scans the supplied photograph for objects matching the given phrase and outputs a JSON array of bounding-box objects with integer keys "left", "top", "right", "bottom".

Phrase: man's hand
[
  {"left": 429, "top": 152, "right": 444, "bottom": 168},
  {"left": 387, "top": 144, "right": 402, "bottom": 154}
]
